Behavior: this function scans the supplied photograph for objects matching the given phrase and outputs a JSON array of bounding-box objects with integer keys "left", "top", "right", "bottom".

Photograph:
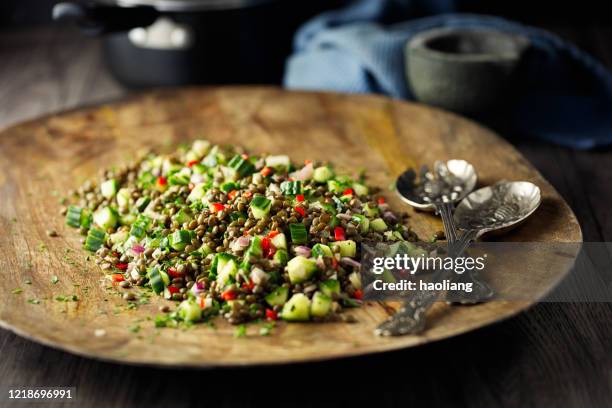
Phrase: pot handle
[{"left": 52, "top": 2, "right": 158, "bottom": 35}]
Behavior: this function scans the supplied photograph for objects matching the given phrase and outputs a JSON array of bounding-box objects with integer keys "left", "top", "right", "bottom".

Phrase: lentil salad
[{"left": 62, "top": 140, "right": 417, "bottom": 325}]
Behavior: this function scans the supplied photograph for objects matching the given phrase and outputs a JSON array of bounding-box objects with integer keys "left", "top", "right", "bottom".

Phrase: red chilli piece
[
  {"left": 334, "top": 226, "right": 346, "bottom": 241},
  {"left": 260, "top": 167, "right": 272, "bottom": 177},
  {"left": 242, "top": 279, "right": 255, "bottom": 291},
  {"left": 228, "top": 190, "right": 238, "bottom": 200},
  {"left": 111, "top": 273, "right": 124, "bottom": 282},
  {"left": 243, "top": 191, "right": 253, "bottom": 199},
  {"left": 157, "top": 176, "right": 167, "bottom": 186},
  {"left": 296, "top": 194, "right": 305, "bottom": 202},
  {"left": 115, "top": 263, "right": 128, "bottom": 271},
  {"left": 167, "top": 267, "right": 183, "bottom": 278},
  {"left": 265, "top": 309, "right": 278, "bottom": 320},
  {"left": 267, "top": 230, "right": 280, "bottom": 239},
  {"left": 331, "top": 257, "right": 339, "bottom": 270},
  {"left": 210, "top": 203, "right": 225, "bottom": 213},
  {"left": 187, "top": 160, "right": 198, "bottom": 167},
  {"left": 198, "top": 297, "right": 206, "bottom": 309},
  {"left": 343, "top": 188, "right": 354, "bottom": 196},
  {"left": 295, "top": 206, "right": 306, "bottom": 217},
  {"left": 167, "top": 285, "right": 180, "bottom": 295},
  {"left": 377, "top": 196, "right": 386, "bottom": 205},
  {"left": 221, "top": 289, "right": 237, "bottom": 301},
  {"left": 353, "top": 289, "right": 363, "bottom": 300}
]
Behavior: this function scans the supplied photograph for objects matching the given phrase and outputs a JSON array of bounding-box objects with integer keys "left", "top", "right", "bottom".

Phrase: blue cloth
[{"left": 284, "top": 1, "right": 612, "bottom": 149}]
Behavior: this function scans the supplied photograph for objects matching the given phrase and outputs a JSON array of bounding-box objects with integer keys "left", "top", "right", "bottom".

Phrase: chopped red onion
[
  {"left": 132, "top": 244, "right": 145, "bottom": 254},
  {"left": 290, "top": 162, "right": 313, "bottom": 181},
  {"left": 340, "top": 257, "right": 361, "bottom": 269},
  {"left": 294, "top": 246, "right": 311, "bottom": 257},
  {"left": 382, "top": 210, "right": 398, "bottom": 223},
  {"left": 231, "top": 236, "right": 251, "bottom": 251},
  {"left": 250, "top": 267, "right": 268, "bottom": 285},
  {"left": 191, "top": 281, "right": 206, "bottom": 296}
]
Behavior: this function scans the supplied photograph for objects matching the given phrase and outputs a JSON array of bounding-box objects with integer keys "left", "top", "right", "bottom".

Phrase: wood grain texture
[{"left": 0, "top": 87, "right": 581, "bottom": 367}]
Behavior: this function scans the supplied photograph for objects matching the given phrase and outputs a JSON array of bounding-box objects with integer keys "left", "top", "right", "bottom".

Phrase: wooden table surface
[{"left": 0, "top": 27, "right": 610, "bottom": 407}]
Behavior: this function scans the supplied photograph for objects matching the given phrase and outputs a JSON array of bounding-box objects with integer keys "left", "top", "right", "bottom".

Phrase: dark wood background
[{"left": 0, "top": 26, "right": 611, "bottom": 407}]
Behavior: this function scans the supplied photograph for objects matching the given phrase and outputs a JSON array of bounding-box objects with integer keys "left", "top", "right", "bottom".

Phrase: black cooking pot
[{"left": 53, "top": 0, "right": 342, "bottom": 88}]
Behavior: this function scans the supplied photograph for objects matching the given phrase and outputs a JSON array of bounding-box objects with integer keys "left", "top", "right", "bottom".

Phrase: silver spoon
[
  {"left": 395, "top": 159, "right": 477, "bottom": 244},
  {"left": 375, "top": 180, "right": 541, "bottom": 336},
  {"left": 376, "top": 160, "right": 477, "bottom": 337},
  {"left": 453, "top": 181, "right": 542, "bottom": 255}
]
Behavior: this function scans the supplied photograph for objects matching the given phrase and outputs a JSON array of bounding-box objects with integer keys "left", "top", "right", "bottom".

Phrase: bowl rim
[{"left": 406, "top": 27, "right": 529, "bottom": 63}]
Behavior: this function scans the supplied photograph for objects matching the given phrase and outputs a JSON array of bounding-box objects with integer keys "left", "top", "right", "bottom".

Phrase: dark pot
[{"left": 53, "top": 0, "right": 340, "bottom": 88}]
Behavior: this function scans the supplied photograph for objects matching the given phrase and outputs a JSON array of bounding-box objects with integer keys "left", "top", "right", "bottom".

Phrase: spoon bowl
[
  {"left": 395, "top": 159, "right": 477, "bottom": 211},
  {"left": 454, "top": 181, "right": 541, "bottom": 237}
]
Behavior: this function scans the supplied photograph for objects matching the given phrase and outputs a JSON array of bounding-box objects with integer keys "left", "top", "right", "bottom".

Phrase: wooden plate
[{"left": 0, "top": 87, "right": 581, "bottom": 367}]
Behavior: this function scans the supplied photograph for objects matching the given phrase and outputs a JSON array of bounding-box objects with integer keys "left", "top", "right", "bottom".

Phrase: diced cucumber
[
  {"left": 130, "top": 215, "right": 150, "bottom": 238},
  {"left": 216, "top": 258, "right": 238, "bottom": 288},
  {"left": 319, "top": 279, "right": 341, "bottom": 297},
  {"left": 116, "top": 188, "right": 130, "bottom": 208},
  {"left": 265, "top": 286, "right": 289, "bottom": 307},
  {"left": 84, "top": 227, "right": 106, "bottom": 252},
  {"left": 93, "top": 207, "right": 118, "bottom": 230},
  {"left": 172, "top": 208, "right": 192, "bottom": 225},
  {"left": 351, "top": 214, "right": 370, "bottom": 233},
  {"left": 65, "top": 205, "right": 83, "bottom": 228},
  {"left": 169, "top": 229, "right": 192, "bottom": 251},
  {"left": 311, "top": 243, "right": 332, "bottom": 258},
  {"left": 100, "top": 179, "right": 118, "bottom": 199},
  {"left": 134, "top": 196, "right": 150, "bottom": 212},
  {"left": 310, "top": 291, "right": 332, "bottom": 317},
  {"left": 191, "top": 139, "right": 210, "bottom": 156},
  {"left": 220, "top": 181, "right": 238, "bottom": 193},
  {"left": 273, "top": 249, "right": 288, "bottom": 265},
  {"left": 187, "top": 183, "right": 206, "bottom": 202},
  {"left": 245, "top": 236, "right": 263, "bottom": 260},
  {"left": 110, "top": 230, "right": 128, "bottom": 244},
  {"left": 281, "top": 293, "right": 311, "bottom": 321},
  {"left": 178, "top": 300, "right": 202, "bottom": 322},
  {"left": 363, "top": 203, "right": 379, "bottom": 217},
  {"left": 352, "top": 182, "right": 368, "bottom": 196},
  {"left": 287, "top": 256, "right": 318, "bottom": 284},
  {"left": 280, "top": 181, "right": 302, "bottom": 195},
  {"left": 265, "top": 155, "right": 290, "bottom": 169},
  {"left": 331, "top": 240, "right": 357, "bottom": 257},
  {"left": 371, "top": 218, "right": 388, "bottom": 232},
  {"left": 289, "top": 223, "right": 307, "bottom": 244},
  {"left": 270, "top": 233, "right": 287, "bottom": 250},
  {"left": 168, "top": 169, "right": 190, "bottom": 185},
  {"left": 147, "top": 266, "right": 166, "bottom": 294},
  {"left": 210, "top": 253, "right": 236, "bottom": 275},
  {"left": 250, "top": 196, "right": 271, "bottom": 219},
  {"left": 348, "top": 272, "right": 362, "bottom": 289},
  {"left": 191, "top": 163, "right": 207, "bottom": 175},
  {"left": 228, "top": 155, "right": 255, "bottom": 177},
  {"left": 119, "top": 213, "right": 136, "bottom": 226},
  {"left": 313, "top": 166, "right": 334, "bottom": 183},
  {"left": 327, "top": 180, "right": 344, "bottom": 193}
]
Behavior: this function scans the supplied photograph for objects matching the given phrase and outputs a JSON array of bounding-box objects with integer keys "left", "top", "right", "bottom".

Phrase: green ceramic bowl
[{"left": 405, "top": 28, "right": 529, "bottom": 114}]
